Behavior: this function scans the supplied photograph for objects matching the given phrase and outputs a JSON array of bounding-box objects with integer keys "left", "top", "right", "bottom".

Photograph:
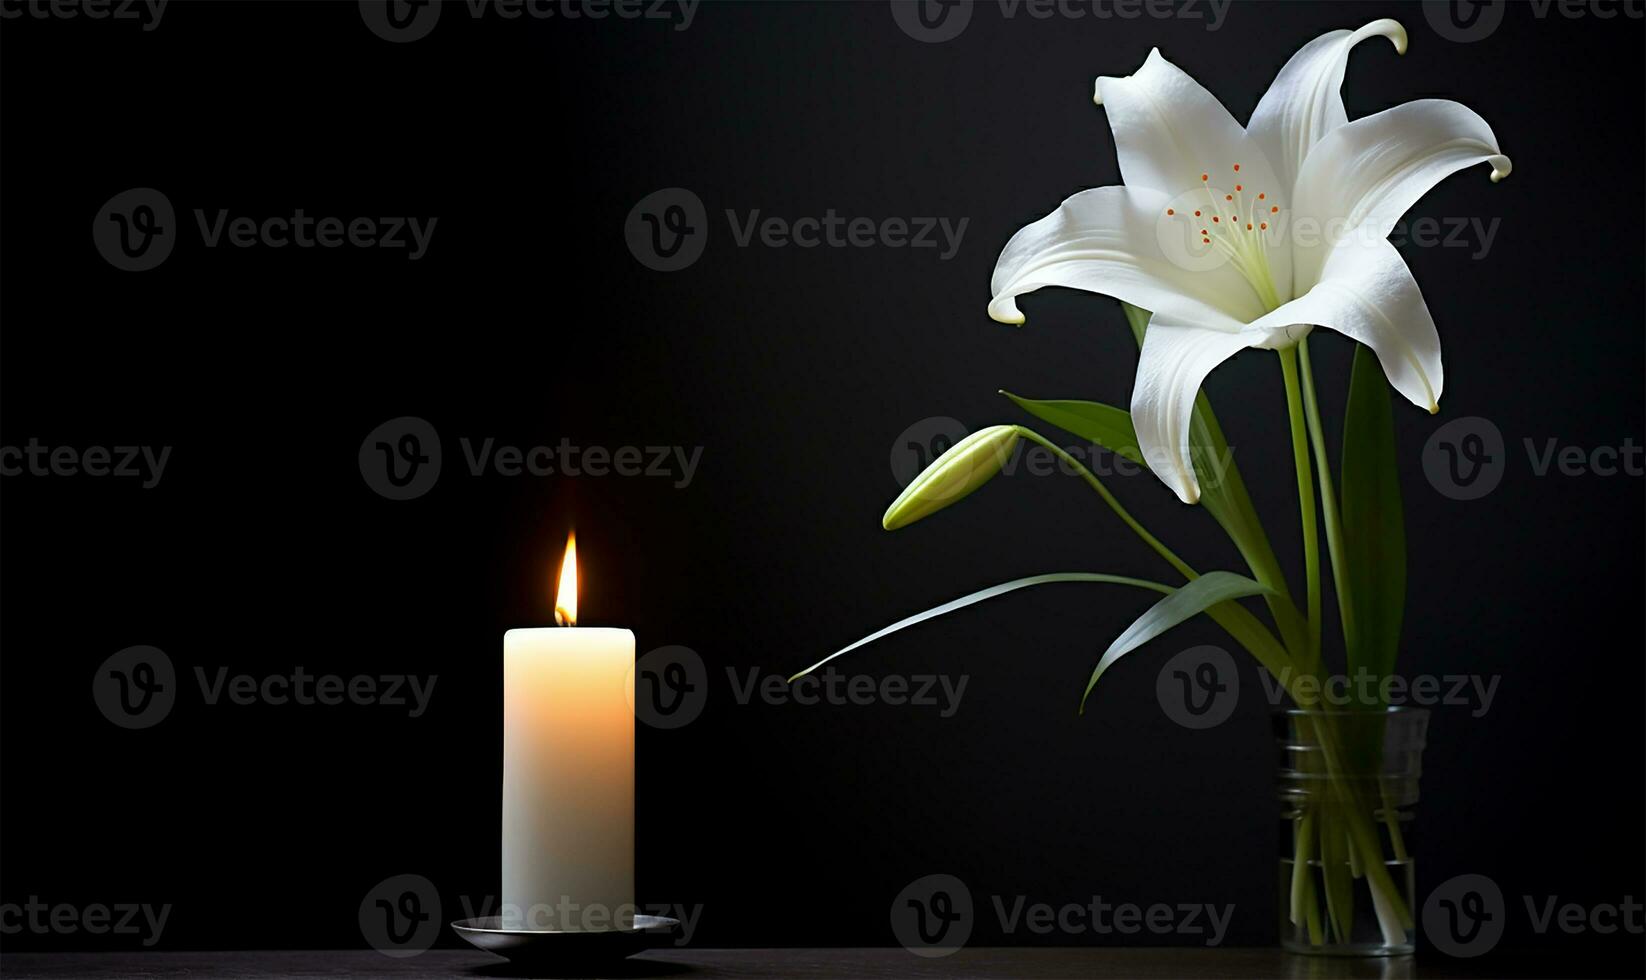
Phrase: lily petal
[
  {"left": 1092, "top": 49, "right": 1294, "bottom": 305},
  {"left": 1290, "top": 98, "right": 1511, "bottom": 291},
  {"left": 1248, "top": 19, "right": 1409, "bottom": 193},
  {"left": 1249, "top": 239, "right": 1443, "bottom": 414},
  {"left": 989, "top": 185, "right": 1262, "bottom": 328},
  {"left": 1095, "top": 49, "right": 1284, "bottom": 201},
  {"left": 1130, "top": 315, "right": 1254, "bottom": 504}
]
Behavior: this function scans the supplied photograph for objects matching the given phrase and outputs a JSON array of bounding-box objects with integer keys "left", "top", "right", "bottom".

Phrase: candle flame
[{"left": 554, "top": 533, "right": 577, "bottom": 626}]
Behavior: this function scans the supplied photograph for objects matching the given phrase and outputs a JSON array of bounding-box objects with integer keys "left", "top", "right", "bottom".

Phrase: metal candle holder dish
[{"left": 451, "top": 914, "right": 681, "bottom": 965}]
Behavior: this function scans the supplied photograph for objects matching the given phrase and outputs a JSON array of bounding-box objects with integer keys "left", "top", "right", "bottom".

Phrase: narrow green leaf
[
  {"left": 788, "top": 573, "right": 1174, "bottom": 683},
  {"left": 1340, "top": 343, "right": 1406, "bottom": 690},
  {"left": 999, "top": 391, "right": 1142, "bottom": 463},
  {"left": 1081, "top": 570, "right": 1274, "bottom": 711}
]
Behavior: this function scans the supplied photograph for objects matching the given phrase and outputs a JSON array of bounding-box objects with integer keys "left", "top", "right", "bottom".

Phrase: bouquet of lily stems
[{"left": 789, "top": 19, "right": 1510, "bottom": 954}]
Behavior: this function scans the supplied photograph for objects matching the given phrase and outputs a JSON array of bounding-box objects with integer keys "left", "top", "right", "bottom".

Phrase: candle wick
[{"left": 554, "top": 607, "right": 574, "bottom": 627}]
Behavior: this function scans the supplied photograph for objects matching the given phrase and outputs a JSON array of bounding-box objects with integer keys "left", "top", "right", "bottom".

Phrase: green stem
[
  {"left": 1278, "top": 348, "right": 1322, "bottom": 666},
  {"left": 1299, "top": 338, "right": 1414, "bottom": 882},
  {"left": 1303, "top": 880, "right": 1325, "bottom": 947},
  {"left": 1016, "top": 426, "right": 1294, "bottom": 679},
  {"left": 1318, "top": 808, "right": 1349, "bottom": 942},
  {"left": 1015, "top": 427, "right": 1196, "bottom": 582},
  {"left": 1188, "top": 391, "right": 1309, "bottom": 658},
  {"left": 1309, "top": 714, "right": 1415, "bottom": 938},
  {"left": 1384, "top": 792, "right": 1410, "bottom": 863},
  {"left": 1297, "top": 337, "right": 1354, "bottom": 651},
  {"left": 1290, "top": 810, "right": 1317, "bottom": 929}
]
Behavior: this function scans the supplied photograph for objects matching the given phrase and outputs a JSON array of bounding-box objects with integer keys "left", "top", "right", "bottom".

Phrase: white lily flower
[{"left": 989, "top": 19, "right": 1511, "bottom": 504}]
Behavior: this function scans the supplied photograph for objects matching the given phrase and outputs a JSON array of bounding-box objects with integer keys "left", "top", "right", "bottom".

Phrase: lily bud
[{"left": 883, "top": 425, "right": 1020, "bottom": 531}]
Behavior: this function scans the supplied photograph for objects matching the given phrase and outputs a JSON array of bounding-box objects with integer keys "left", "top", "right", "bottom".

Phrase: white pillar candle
[{"left": 501, "top": 536, "right": 635, "bottom": 932}]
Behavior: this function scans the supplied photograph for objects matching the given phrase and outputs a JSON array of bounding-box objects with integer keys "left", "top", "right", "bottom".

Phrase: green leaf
[
  {"left": 1122, "top": 299, "right": 1151, "bottom": 346},
  {"left": 998, "top": 391, "right": 1141, "bottom": 463},
  {"left": 788, "top": 573, "right": 1174, "bottom": 683},
  {"left": 1081, "top": 570, "right": 1275, "bottom": 711},
  {"left": 1339, "top": 343, "right": 1406, "bottom": 690}
]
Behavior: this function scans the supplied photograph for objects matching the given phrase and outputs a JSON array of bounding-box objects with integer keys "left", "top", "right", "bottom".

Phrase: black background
[{"left": 1, "top": 0, "right": 1642, "bottom": 965}]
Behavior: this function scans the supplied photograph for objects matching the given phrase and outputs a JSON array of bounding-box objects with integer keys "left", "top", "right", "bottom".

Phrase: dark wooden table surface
[{"left": 2, "top": 948, "right": 1634, "bottom": 980}]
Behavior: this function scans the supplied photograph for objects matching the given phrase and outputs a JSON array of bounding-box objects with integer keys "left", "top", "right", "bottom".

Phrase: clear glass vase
[{"left": 1276, "top": 708, "right": 1429, "bottom": 956}]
